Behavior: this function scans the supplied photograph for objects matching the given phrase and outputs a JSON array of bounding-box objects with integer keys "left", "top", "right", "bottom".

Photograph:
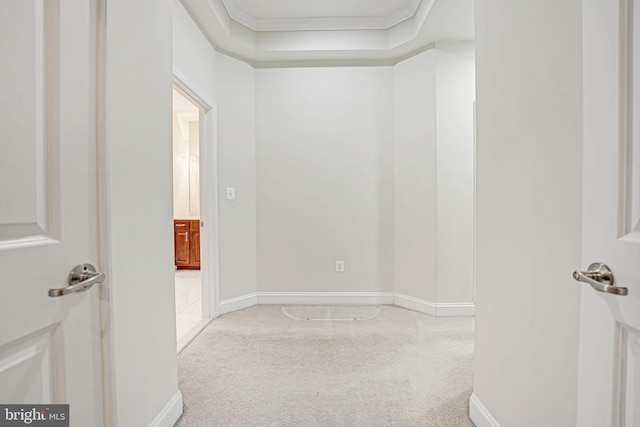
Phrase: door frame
[
  {"left": 97, "top": 0, "right": 114, "bottom": 424},
  {"left": 172, "top": 69, "right": 221, "bottom": 320}
]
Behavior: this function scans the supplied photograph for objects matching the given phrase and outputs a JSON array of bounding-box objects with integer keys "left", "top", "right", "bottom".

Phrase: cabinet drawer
[
  {"left": 174, "top": 220, "right": 189, "bottom": 229},
  {"left": 189, "top": 220, "right": 200, "bottom": 230}
]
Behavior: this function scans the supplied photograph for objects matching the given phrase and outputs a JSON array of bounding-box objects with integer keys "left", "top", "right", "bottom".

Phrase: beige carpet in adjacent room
[{"left": 176, "top": 305, "right": 475, "bottom": 427}]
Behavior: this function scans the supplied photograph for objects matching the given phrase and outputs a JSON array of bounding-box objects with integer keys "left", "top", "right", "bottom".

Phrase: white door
[
  {"left": 0, "top": 0, "right": 104, "bottom": 425},
  {"left": 578, "top": 0, "right": 640, "bottom": 425}
]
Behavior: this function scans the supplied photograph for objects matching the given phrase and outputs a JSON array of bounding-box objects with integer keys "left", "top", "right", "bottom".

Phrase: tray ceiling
[
  {"left": 180, "top": 0, "right": 474, "bottom": 66},
  {"left": 222, "top": 0, "right": 422, "bottom": 31}
]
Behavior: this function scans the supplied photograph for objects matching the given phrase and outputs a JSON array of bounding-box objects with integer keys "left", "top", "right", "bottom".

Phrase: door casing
[{"left": 173, "top": 70, "right": 221, "bottom": 320}]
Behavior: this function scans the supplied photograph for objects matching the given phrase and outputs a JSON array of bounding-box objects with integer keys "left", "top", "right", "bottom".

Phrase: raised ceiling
[
  {"left": 180, "top": 0, "right": 474, "bottom": 66},
  {"left": 222, "top": 0, "right": 422, "bottom": 31}
]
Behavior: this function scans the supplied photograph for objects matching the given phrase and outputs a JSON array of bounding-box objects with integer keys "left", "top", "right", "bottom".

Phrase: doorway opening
[{"left": 172, "top": 82, "right": 217, "bottom": 352}]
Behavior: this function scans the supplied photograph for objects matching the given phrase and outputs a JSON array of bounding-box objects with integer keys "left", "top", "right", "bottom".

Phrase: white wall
[
  {"left": 215, "top": 53, "right": 258, "bottom": 300},
  {"left": 472, "top": 0, "right": 582, "bottom": 425},
  {"left": 173, "top": 1, "right": 217, "bottom": 100},
  {"left": 188, "top": 121, "right": 200, "bottom": 214},
  {"left": 435, "top": 43, "right": 475, "bottom": 303},
  {"left": 173, "top": 1, "right": 258, "bottom": 302},
  {"left": 172, "top": 112, "right": 200, "bottom": 220},
  {"left": 393, "top": 50, "right": 438, "bottom": 301},
  {"left": 105, "top": 0, "right": 179, "bottom": 425},
  {"left": 393, "top": 45, "right": 475, "bottom": 304},
  {"left": 255, "top": 67, "right": 394, "bottom": 293},
  {"left": 172, "top": 113, "right": 189, "bottom": 217},
  {"left": 174, "top": 0, "right": 475, "bottom": 306}
]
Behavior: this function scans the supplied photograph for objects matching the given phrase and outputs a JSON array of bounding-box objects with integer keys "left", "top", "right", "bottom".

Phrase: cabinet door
[
  {"left": 190, "top": 229, "right": 200, "bottom": 267},
  {"left": 174, "top": 230, "right": 189, "bottom": 265}
]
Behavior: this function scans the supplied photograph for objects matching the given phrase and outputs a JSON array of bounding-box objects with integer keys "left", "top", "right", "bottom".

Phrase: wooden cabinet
[{"left": 174, "top": 220, "right": 200, "bottom": 269}]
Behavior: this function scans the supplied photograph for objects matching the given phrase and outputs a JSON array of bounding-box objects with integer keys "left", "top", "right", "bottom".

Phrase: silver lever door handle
[
  {"left": 572, "top": 262, "right": 628, "bottom": 296},
  {"left": 48, "top": 263, "right": 105, "bottom": 297}
]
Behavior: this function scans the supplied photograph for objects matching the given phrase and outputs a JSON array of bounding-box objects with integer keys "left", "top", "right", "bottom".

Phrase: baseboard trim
[
  {"left": 149, "top": 391, "right": 183, "bottom": 427},
  {"left": 469, "top": 393, "right": 501, "bottom": 427},
  {"left": 219, "top": 292, "right": 474, "bottom": 317},
  {"left": 177, "top": 318, "right": 214, "bottom": 354},
  {"left": 394, "top": 293, "right": 438, "bottom": 315},
  {"left": 394, "top": 293, "right": 475, "bottom": 317},
  {"left": 258, "top": 292, "right": 395, "bottom": 306},
  {"left": 219, "top": 293, "right": 258, "bottom": 315}
]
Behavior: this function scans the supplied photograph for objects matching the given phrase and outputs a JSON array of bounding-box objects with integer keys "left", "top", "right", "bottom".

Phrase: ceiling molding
[
  {"left": 220, "top": 0, "right": 423, "bottom": 32},
  {"left": 180, "top": 0, "right": 474, "bottom": 66}
]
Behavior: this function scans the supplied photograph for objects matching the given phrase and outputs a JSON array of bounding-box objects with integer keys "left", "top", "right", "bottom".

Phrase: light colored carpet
[
  {"left": 282, "top": 306, "right": 382, "bottom": 321},
  {"left": 176, "top": 305, "right": 475, "bottom": 427}
]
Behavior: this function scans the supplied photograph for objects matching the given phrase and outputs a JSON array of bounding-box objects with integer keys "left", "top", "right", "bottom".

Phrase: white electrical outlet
[
  {"left": 226, "top": 187, "right": 235, "bottom": 200},
  {"left": 335, "top": 260, "right": 345, "bottom": 272}
]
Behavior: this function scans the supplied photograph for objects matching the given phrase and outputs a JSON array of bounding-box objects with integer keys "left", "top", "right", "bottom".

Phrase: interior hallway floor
[{"left": 175, "top": 270, "right": 204, "bottom": 350}]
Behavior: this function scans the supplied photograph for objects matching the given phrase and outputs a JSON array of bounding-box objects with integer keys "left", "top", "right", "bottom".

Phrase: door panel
[
  {"left": 0, "top": 0, "right": 59, "bottom": 245},
  {"left": 620, "top": 0, "right": 640, "bottom": 244},
  {"left": 0, "top": 327, "right": 58, "bottom": 404},
  {"left": 579, "top": 0, "right": 640, "bottom": 425},
  {"left": 621, "top": 327, "right": 640, "bottom": 425},
  {"left": 0, "top": 0, "right": 104, "bottom": 425}
]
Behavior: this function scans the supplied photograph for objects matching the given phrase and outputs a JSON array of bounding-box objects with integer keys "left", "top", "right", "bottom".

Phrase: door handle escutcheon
[
  {"left": 48, "top": 263, "right": 105, "bottom": 297},
  {"left": 573, "top": 262, "right": 628, "bottom": 296}
]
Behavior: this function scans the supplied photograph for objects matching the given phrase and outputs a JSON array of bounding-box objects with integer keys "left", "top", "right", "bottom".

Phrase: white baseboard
[
  {"left": 149, "top": 391, "right": 183, "bottom": 427},
  {"left": 219, "top": 292, "right": 474, "bottom": 317},
  {"left": 394, "top": 293, "right": 475, "bottom": 317},
  {"left": 218, "top": 293, "right": 258, "bottom": 315},
  {"left": 258, "top": 292, "right": 395, "bottom": 306},
  {"left": 393, "top": 293, "right": 438, "bottom": 315},
  {"left": 469, "top": 393, "right": 501, "bottom": 427},
  {"left": 177, "top": 318, "right": 214, "bottom": 353}
]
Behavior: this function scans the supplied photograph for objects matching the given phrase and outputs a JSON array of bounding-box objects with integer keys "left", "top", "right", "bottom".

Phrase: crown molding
[
  {"left": 180, "top": 0, "right": 473, "bottom": 66},
  {"left": 220, "top": 0, "right": 422, "bottom": 32}
]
